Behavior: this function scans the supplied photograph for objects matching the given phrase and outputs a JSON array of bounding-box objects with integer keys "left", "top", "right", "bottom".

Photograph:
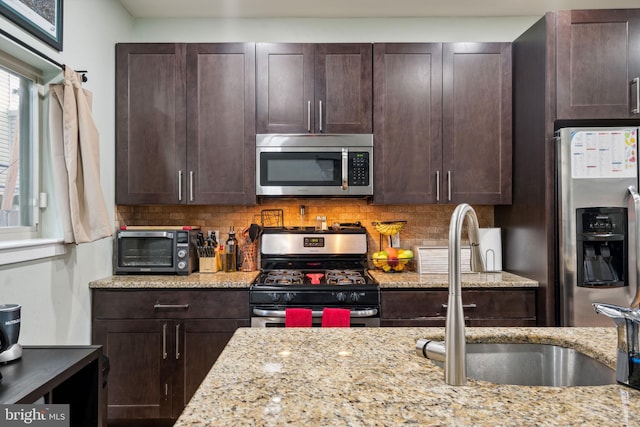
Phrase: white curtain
[{"left": 49, "top": 67, "right": 111, "bottom": 244}]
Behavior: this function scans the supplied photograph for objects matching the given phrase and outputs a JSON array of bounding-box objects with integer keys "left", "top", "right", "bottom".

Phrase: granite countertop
[
  {"left": 370, "top": 270, "right": 539, "bottom": 288},
  {"left": 90, "top": 271, "right": 535, "bottom": 290},
  {"left": 175, "top": 327, "right": 638, "bottom": 426},
  {"left": 89, "top": 271, "right": 259, "bottom": 289}
]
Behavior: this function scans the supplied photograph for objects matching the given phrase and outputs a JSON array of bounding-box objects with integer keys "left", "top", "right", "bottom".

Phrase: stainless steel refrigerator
[{"left": 557, "top": 127, "right": 640, "bottom": 326}]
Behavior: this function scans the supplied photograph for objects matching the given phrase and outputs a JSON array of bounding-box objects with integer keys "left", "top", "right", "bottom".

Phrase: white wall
[
  {"left": 0, "top": 0, "right": 132, "bottom": 345},
  {"left": 0, "top": 6, "right": 541, "bottom": 346},
  {"left": 129, "top": 16, "right": 540, "bottom": 42}
]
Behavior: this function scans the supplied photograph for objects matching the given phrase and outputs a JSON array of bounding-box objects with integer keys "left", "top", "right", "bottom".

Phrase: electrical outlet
[
  {"left": 210, "top": 230, "right": 220, "bottom": 244},
  {"left": 391, "top": 233, "right": 401, "bottom": 248}
]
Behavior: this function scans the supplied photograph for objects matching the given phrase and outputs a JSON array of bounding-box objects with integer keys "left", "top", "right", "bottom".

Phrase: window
[{"left": 0, "top": 53, "right": 41, "bottom": 241}]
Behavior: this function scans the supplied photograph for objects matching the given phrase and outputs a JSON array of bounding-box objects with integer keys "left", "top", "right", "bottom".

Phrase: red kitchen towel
[
  {"left": 321, "top": 308, "right": 351, "bottom": 328},
  {"left": 285, "top": 308, "right": 312, "bottom": 327}
]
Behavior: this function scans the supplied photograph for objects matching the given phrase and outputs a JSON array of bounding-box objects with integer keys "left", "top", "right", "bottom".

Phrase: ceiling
[{"left": 118, "top": 0, "right": 640, "bottom": 19}]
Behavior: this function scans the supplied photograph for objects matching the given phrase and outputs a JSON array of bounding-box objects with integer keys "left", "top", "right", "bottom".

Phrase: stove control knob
[
  {"left": 335, "top": 292, "right": 347, "bottom": 302},
  {"left": 349, "top": 292, "right": 360, "bottom": 302},
  {"left": 269, "top": 293, "right": 281, "bottom": 302},
  {"left": 284, "top": 292, "right": 295, "bottom": 302},
  {"left": 177, "top": 249, "right": 187, "bottom": 259}
]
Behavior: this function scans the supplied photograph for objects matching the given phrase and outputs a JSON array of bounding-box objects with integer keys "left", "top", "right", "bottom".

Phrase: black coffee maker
[{"left": 0, "top": 304, "right": 22, "bottom": 363}]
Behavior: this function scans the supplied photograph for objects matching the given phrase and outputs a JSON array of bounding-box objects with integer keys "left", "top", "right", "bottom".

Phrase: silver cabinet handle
[
  {"left": 154, "top": 303, "right": 190, "bottom": 310},
  {"left": 447, "top": 171, "right": 452, "bottom": 201},
  {"left": 632, "top": 78, "right": 640, "bottom": 114},
  {"left": 442, "top": 303, "right": 477, "bottom": 310},
  {"left": 341, "top": 148, "right": 349, "bottom": 190},
  {"left": 319, "top": 100, "right": 323, "bottom": 133},
  {"left": 436, "top": 171, "right": 440, "bottom": 202},
  {"left": 175, "top": 323, "right": 181, "bottom": 360},
  {"left": 627, "top": 185, "right": 640, "bottom": 308},
  {"left": 307, "top": 100, "right": 311, "bottom": 133},
  {"left": 189, "top": 171, "right": 194, "bottom": 202},
  {"left": 162, "top": 323, "right": 168, "bottom": 359},
  {"left": 178, "top": 170, "right": 183, "bottom": 201}
]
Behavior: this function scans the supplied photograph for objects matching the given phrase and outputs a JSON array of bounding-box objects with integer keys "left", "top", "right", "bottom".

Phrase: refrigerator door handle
[{"left": 627, "top": 185, "right": 640, "bottom": 308}]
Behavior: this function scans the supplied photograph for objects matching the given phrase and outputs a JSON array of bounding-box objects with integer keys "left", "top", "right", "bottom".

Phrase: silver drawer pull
[
  {"left": 442, "top": 303, "right": 477, "bottom": 309},
  {"left": 154, "top": 304, "right": 190, "bottom": 310}
]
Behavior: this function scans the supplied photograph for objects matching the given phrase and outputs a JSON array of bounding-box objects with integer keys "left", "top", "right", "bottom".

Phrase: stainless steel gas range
[{"left": 250, "top": 225, "right": 380, "bottom": 327}]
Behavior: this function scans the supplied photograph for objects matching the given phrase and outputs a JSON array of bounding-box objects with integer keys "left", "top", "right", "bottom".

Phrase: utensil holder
[
  {"left": 199, "top": 257, "right": 217, "bottom": 273},
  {"left": 241, "top": 241, "right": 257, "bottom": 271}
]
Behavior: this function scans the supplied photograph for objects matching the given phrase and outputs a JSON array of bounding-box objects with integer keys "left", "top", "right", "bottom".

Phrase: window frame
[
  {"left": 0, "top": 54, "right": 41, "bottom": 240},
  {"left": 0, "top": 43, "right": 67, "bottom": 265}
]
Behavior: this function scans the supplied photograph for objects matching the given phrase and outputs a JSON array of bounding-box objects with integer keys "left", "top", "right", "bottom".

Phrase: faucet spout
[{"left": 445, "top": 203, "right": 485, "bottom": 385}]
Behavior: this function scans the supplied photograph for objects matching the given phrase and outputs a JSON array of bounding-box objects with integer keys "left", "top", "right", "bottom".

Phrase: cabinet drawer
[
  {"left": 381, "top": 289, "right": 536, "bottom": 320},
  {"left": 92, "top": 289, "right": 249, "bottom": 319}
]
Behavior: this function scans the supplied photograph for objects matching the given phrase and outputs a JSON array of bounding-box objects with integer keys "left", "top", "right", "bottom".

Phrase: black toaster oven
[{"left": 114, "top": 227, "right": 198, "bottom": 275}]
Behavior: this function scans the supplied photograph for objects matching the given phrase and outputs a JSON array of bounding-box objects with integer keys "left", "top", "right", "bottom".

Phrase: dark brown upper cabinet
[
  {"left": 186, "top": 43, "right": 256, "bottom": 205},
  {"left": 257, "top": 43, "right": 373, "bottom": 134},
  {"left": 373, "top": 43, "right": 443, "bottom": 204},
  {"left": 116, "top": 44, "right": 186, "bottom": 205},
  {"left": 442, "top": 43, "right": 512, "bottom": 205},
  {"left": 116, "top": 43, "right": 256, "bottom": 205},
  {"left": 374, "top": 42, "right": 512, "bottom": 205},
  {"left": 556, "top": 9, "right": 640, "bottom": 119}
]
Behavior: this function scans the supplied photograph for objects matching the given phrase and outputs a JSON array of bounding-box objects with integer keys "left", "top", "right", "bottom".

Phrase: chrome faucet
[{"left": 445, "top": 203, "right": 485, "bottom": 385}]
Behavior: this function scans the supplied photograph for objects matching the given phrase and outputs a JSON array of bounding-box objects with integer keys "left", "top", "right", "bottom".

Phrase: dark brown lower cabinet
[
  {"left": 381, "top": 288, "right": 536, "bottom": 327},
  {"left": 91, "top": 289, "right": 249, "bottom": 424}
]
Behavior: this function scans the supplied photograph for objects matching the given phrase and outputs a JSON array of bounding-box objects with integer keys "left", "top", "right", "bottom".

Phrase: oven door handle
[{"left": 252, "top": 308, "right": 378, "bottom": 318}]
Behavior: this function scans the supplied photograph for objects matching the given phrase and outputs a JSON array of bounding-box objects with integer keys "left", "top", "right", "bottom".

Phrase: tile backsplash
[{"left": 116, "top": 200, "right": 494, "bottom": 256}]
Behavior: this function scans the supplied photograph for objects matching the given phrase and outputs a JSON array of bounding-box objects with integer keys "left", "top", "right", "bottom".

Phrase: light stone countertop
[
  {"left": 89, "top": 271, "right": 535, "bottom": 289},
  {"left": 88, "top": 271, "right": 259, "bottom": 289},
  {"left": 174, "top": 327, "right": 638, "bottom": 427},
  {"left": 370, "top": 270, "right": 539, "bottom": 288}
]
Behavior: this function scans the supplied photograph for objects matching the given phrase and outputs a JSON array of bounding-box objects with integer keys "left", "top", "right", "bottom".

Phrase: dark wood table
[{"left": 0, "top": 346, "right": 105, "bottom": 427}]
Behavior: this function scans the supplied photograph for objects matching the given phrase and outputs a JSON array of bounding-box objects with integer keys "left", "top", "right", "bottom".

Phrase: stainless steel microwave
[
  {"left": 114, "top": 228, "right": 198, "bottom": 275},
  {"left": 256, "top": 134, "right": 373, "bottom": 197}
]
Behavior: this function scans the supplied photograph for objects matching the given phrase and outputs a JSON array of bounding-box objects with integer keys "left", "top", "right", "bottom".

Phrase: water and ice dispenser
[{"left": 576, "top": 207, "right": 628, "bottom": 288}]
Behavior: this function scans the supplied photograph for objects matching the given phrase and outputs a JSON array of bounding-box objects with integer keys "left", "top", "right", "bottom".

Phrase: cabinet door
[
  {"left": 380, "top": 289, "right": 536, "bottom": 327},
  {"left": 93, "top": 319, "right": 172, "bottom": 420},
  {"left": 256, "top": 43, "right": 315, "bottom": 134},
  {"left": 443, "top": 43, "right": 512, "bottom": 205},
  {"left": 116, "top": 44, "right": 187, "bottom": 204},
  {"left": 557, "top": 9, "right": 640, "bottom": 119},
  {"left": 373, "top": 43, "right": 443, "bottom": 204},
  {"left": 174, "top": 318, "right": 250, "bottom": 417},
  {"left": 186, "top": 43, "right": 256, "bottom": 205},
  {"left": 316, "top": 44, "right": 373, "bottom": 134}
]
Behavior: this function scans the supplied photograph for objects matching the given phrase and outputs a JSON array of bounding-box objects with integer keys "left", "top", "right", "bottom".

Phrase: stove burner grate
[
  {"left": 325, "top": 269, "right": 366, "bottom": 285},
  {"left": 263, "top": 270, "right": 305, "bottom": 285}
]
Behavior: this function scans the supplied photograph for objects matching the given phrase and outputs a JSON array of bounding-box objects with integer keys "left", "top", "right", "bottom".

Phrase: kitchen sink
[{"left": 433, "top": 343, "right": 616, "bottom": 386}]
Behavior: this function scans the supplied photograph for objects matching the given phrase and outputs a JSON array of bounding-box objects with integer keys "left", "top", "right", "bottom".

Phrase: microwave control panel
[{"left": 348, "top": 152, "right": 370, "bottom": 186}]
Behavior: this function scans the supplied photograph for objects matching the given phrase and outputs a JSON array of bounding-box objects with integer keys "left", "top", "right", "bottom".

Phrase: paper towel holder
[{"left": 479, "top": 228, "right": 502, "bottom": 272}]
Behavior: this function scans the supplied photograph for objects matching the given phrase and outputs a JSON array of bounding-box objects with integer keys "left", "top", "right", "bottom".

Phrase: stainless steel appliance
[
  {"left": 256, "top": 134, "right": 373, "bottom": 197},
  {"left": 250, "top": 226, "right": 380, "bottom": 327},
  {"left": 114, "top": 227, "right": 198, "bottom": 275},
  {"left": 594, "top": 302, "right": 640, "bottom": 390},
  {"left": 557, "top": 127, "right": 640, "bottom": 326},
  {"left": 0, "top": 304, "right": 22, "bottom": 363}
]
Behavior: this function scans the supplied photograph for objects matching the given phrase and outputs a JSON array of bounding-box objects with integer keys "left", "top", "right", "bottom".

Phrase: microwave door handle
[
  {"left": 342, "top": 148, "right": 348, "bottom": 190},
  {"left": 628, "top": 185, "right": 640, "bottom": 308}
]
